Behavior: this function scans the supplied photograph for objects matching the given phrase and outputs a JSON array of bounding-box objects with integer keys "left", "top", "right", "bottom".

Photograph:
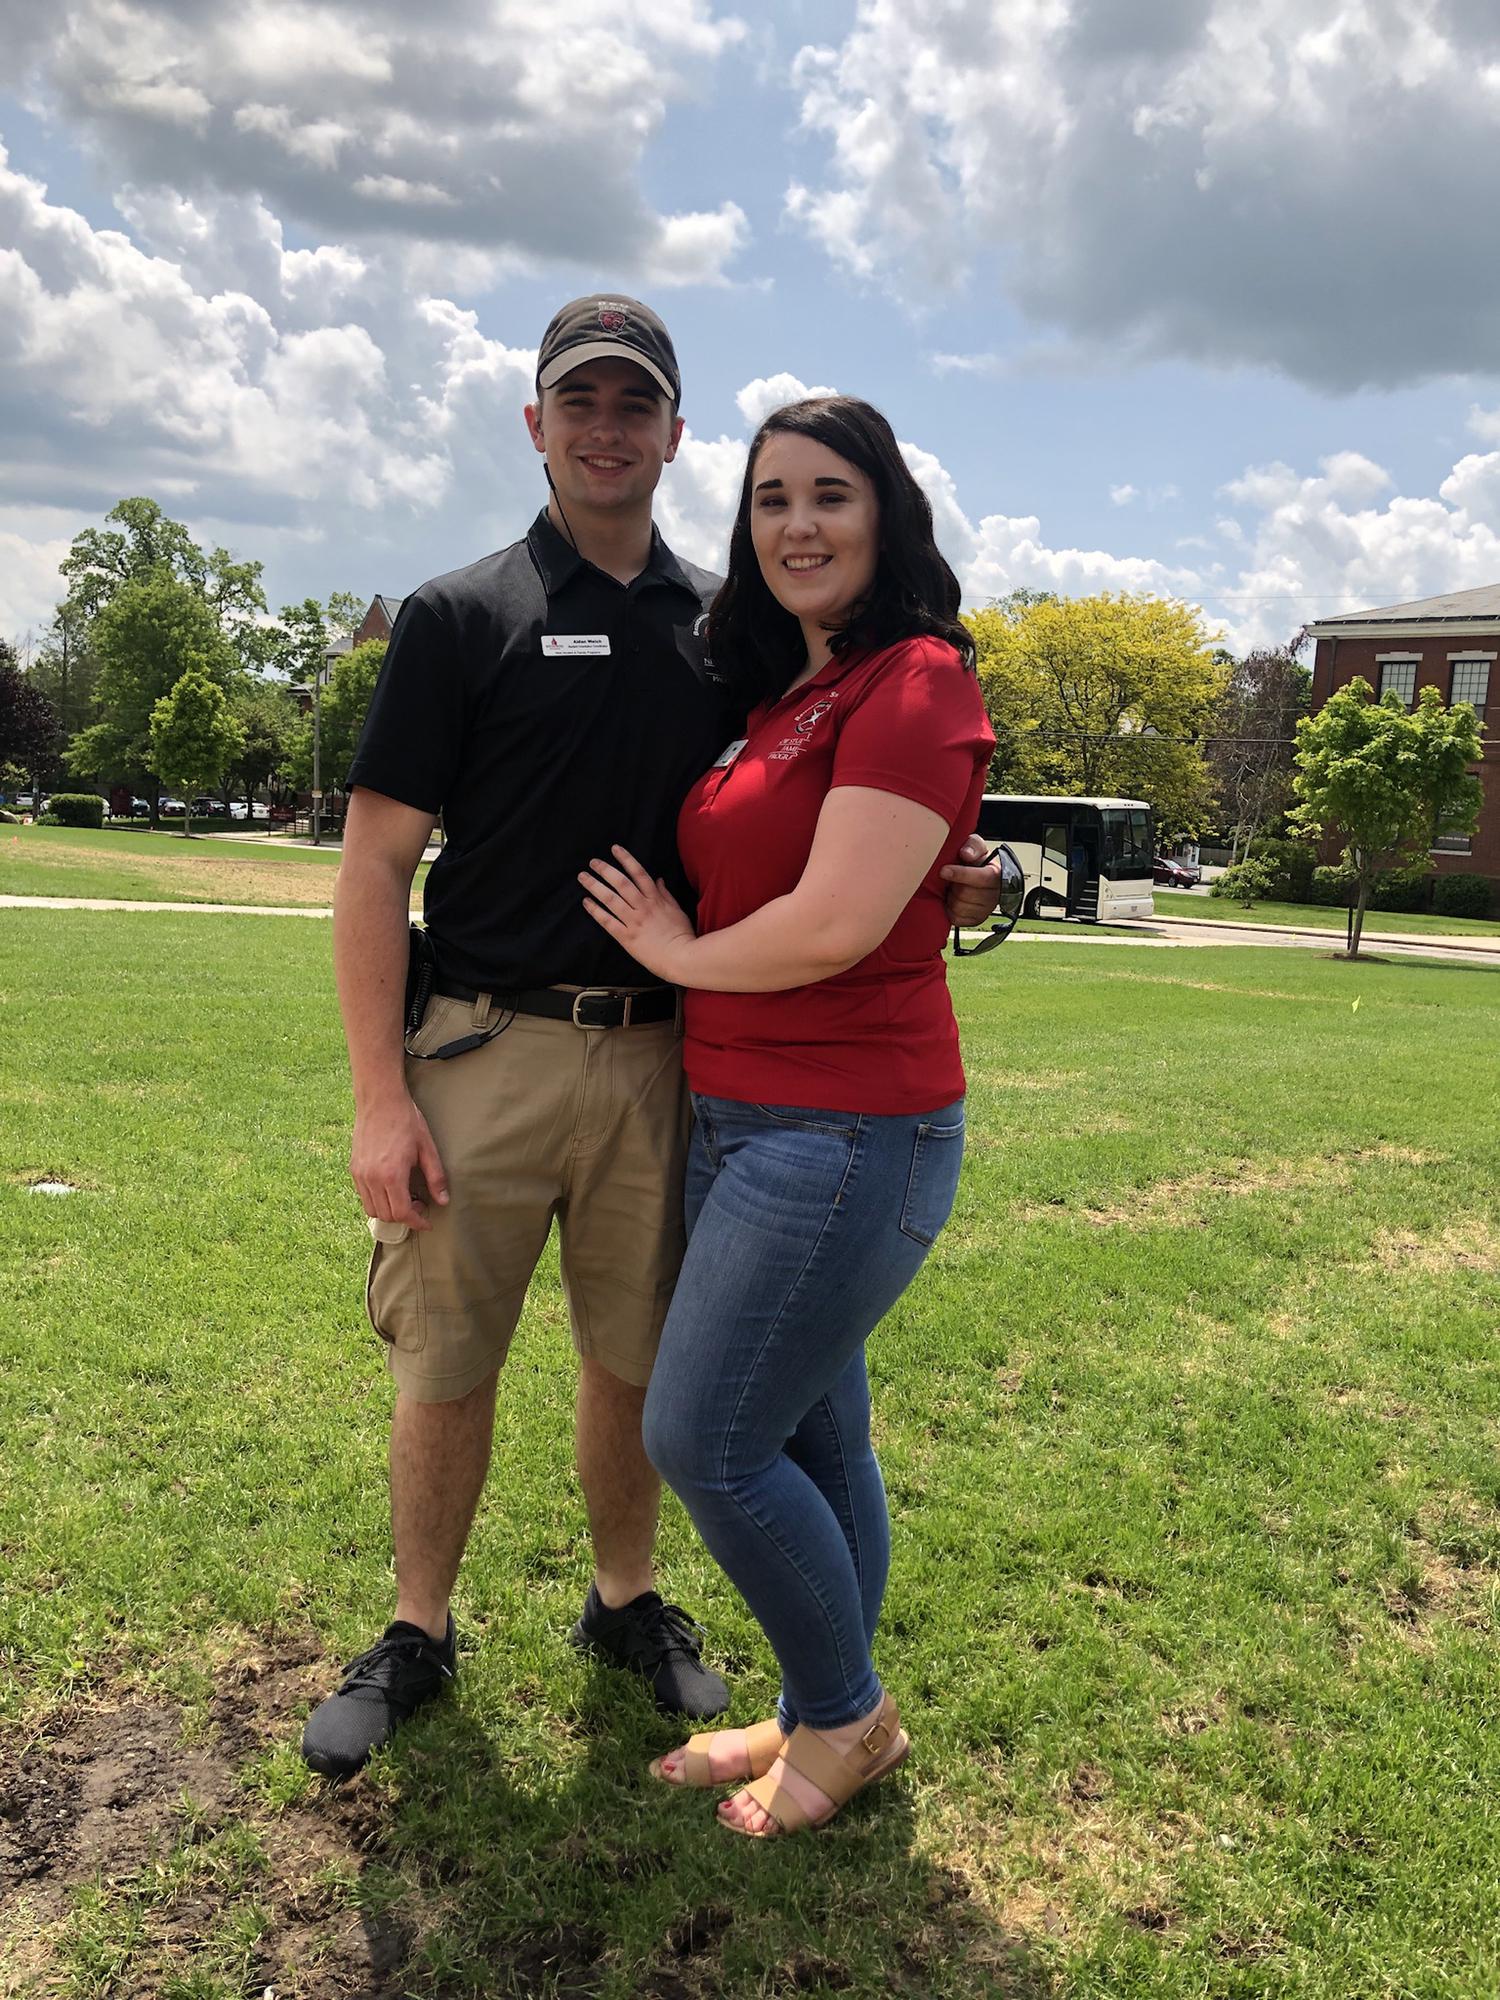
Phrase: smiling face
[
  {"left": 748, "top": 430, "right": 881, "bottom": 664},
  {"left": 525, "top": 355, "right": 683, "bottom": 521}
]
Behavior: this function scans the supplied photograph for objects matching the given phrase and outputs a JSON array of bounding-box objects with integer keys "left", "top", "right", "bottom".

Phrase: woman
[{"left": 578, "top": 396, "right": 994, "bottom": 1837}]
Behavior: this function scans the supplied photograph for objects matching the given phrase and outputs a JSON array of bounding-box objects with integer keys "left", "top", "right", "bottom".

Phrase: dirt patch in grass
[
  {"left": 1019, "top": 1145, "right": 1446, "bottom": 1229},
  {"left": 0, "top": 1636, "right": 418, "bottom": 2000},
  {"left": 1368, "top": 1220, "right": 1500, "bottom": 1275},
  {"left": 4, "top": 836, "right": 346, "bottom": 908}
]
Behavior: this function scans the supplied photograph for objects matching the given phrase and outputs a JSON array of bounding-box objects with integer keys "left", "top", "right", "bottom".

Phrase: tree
[
  {"left": 1289, "top": 679, "right": 1484, "bottom": 958},
  {"left": 28, "top": 602, "right": 101, "bottom": 747},
  {"left": 229, "top": 680, "right": 303, "bottom": 809},
  {"left": 313, "top": 638, "right": 387, "bottom": 798},
  {"left": 67, "top": 569, "right": 238, "bottom": 821},
  {"left": 149, "top": 671, "right": 246, "bottom": 838},
  {"left": 1, "top": 641, "right": 61, "bottom": 799},
  {"left": 59, "top": 497, "right": 266, "bottom": 627},
  {"left": 1207, "top": 648, "right": 1312, "bottom": 861},
  {"left": 967, "top": 593, "right": 1228, "bottom": 843}
]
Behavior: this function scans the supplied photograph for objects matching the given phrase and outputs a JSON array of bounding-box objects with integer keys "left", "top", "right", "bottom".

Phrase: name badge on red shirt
[{"left": 711, "top": 737, "right": 747, "bottom": 769}]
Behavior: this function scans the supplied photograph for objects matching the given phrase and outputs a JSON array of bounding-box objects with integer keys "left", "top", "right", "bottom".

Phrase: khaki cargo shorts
[{"left": 365, "top": 994, "right": 690, "bottom": 1402}]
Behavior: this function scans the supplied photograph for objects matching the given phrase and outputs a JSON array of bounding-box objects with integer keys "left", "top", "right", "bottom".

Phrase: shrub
[
  {"left": 1369, "top": 864, "right": 1431, "bottom": 914},
  {"left": 1431, "top": 872, "right": 1494, "bottom": 920},
  {"left": 48, "top": 792, "right": 105, "bottom": 828},
  {"left": 1212, "top": 858, "right": 1279, "bottom": 907},
  {"left": 1309, "top": 864, "right": 1354, "bottom": 906},
  {"left": 1247, "top": 835, "right": 1318, "bottom": 901}
]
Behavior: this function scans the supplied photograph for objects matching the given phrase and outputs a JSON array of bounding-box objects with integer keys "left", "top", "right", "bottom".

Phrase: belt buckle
[{"left": 570, "top": 987, "right": 625, "bottom": 1028}]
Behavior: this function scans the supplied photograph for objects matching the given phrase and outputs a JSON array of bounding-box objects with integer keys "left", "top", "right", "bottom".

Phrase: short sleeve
[
  {"left": 830, "top": 639, "right": 994, "bottom": 825},
  {"left": 345, "top": 593, "right": 466, "bottom": 814}
]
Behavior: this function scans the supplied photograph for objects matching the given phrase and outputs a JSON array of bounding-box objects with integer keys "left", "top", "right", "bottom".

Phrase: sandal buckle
[{"left": 861, "top": 1720, "right": 891, "bottom": 1756}]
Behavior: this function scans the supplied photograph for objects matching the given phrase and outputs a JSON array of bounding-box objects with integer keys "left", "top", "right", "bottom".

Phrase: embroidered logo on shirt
[{"left": 768, "top": 693, "right": 838, "bottom": 761}]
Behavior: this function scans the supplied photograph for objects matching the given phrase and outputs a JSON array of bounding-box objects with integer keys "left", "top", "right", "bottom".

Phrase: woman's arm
[{"left": 580, "top": 784, "right": 951, "bottom": 992}]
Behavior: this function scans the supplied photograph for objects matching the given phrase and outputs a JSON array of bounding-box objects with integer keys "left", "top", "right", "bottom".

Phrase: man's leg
[
  {"left": 392, "top": 1370, "right": 500, "bottom": 1638},
  {"left": 576, "top": 1357, "right": 659, "bottom": 1608}
]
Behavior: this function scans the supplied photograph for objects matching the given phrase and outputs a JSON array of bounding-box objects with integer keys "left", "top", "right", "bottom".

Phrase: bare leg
[
  {"left": 390, "top": 1371, "right": 498, "bottom": 1640},
  {"left": 576, "top": 1356, "right": 660, "bottom": 1608}
]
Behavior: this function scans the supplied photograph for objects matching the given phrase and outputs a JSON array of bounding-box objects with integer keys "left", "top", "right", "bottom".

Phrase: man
[{"left": 301, "top": 296, "right": 1002, "bottom": 1777}]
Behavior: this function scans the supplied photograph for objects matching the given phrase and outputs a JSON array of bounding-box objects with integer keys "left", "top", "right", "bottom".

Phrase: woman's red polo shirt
[{"left": 677, "top": 635, "right": 994, "bottom": 1115}]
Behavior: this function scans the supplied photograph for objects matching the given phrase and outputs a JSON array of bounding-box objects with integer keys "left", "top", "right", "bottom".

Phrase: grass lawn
[
  {"left": 2, "top": 914, "right": 1498, "bottom": 1998},
  {"left": 1154, "top": 887, "right": 1500, "bottom": 940},
  {"left": 0, "top": 824, "right": 429, "bottom": 910}
]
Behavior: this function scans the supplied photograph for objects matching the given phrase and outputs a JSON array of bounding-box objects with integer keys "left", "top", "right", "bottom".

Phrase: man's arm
[{"left": 334, "top": 787, "right": 449, "bottom": 1231}]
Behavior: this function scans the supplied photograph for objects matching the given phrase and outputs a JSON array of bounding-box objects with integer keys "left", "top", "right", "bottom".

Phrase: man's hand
[
  {"left": 941, "top": 832, "right": 1004, "bottom": 926},
  {"left": 351, "top": 1093, "right": 451, "bottom": 1231}
]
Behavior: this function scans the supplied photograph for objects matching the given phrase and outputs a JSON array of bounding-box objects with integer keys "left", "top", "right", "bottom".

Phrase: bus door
[
  {"left": 1041, "top": 820, "right": 1069, "bottom": 907},
  {"left": 1068, "top": 821, "right": 1098, "bottom": 912}
]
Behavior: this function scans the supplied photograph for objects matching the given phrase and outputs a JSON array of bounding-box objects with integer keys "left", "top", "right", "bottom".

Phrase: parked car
[
  {"left": 1153, "top": 855, "right": 1202, "bottom": 888},
  {"left": 190, "top": 796, "right": 226, "bottom": 816},
  {"left": 159, "top": 797, "right": 187, "bottom": 815}
]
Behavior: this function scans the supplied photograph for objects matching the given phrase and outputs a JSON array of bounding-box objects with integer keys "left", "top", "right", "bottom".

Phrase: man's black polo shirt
[{"left": 348, "top": 511, "right": 732, "bottom": 992}]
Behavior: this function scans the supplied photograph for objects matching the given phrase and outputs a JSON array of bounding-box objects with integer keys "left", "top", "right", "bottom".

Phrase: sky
[{"left": 4, "top": 0, "right": 1500, "bottom": 656}]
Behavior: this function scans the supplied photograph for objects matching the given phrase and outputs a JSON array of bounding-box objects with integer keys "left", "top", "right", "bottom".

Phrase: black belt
[{"left": 434, "top": 981, "right": 678, "bottom": 1028}]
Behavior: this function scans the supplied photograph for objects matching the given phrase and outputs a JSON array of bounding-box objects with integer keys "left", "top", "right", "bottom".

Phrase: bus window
[{"left": 1043, "top": 823, "right": 1067, "bottom": 872}]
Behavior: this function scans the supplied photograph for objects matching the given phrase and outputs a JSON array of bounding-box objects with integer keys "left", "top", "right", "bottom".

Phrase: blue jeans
[{"left": 642, "top": 1093, "right": 965, "bottom": 1730}]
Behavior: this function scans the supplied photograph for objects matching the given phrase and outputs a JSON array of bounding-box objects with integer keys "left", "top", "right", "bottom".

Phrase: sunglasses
[{"left": 951, "top": 843, "right": 1025, "bottom": 956}]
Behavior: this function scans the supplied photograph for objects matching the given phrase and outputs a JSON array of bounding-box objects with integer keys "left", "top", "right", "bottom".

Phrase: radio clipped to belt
[{"left": 404, "top": 925, "right": 515, "bottom": 1061}]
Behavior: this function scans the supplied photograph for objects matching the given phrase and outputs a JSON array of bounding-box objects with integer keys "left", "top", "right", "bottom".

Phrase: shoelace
[
  {"left": 338, "top": 1630, "right": 453, "bottom": 1698},
  {"left": 632, "top": 1601, "right": 705, "bottom": 1672}
]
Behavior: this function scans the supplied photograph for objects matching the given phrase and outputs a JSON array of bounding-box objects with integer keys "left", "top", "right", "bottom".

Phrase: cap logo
[{"left": 597, "top": 301, "right": 629, "bottom": 333}]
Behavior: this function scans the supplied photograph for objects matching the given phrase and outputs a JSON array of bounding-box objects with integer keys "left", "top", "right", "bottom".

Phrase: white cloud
[
  {"left": 13, "top": 0, "right": 751, "bottom": 285},
  {"left": 1110, "top": 483, "right": 1138, "bottom": 506},
  {"left": 735, "top": 372, "right": 838, "bottom": 428},
  {"left": 785, "top": 0, "right": 1500, "bottom": 389}
]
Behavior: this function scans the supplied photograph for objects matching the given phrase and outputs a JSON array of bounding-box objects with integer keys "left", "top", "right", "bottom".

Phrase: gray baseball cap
[{"left": 535, "top": 294, "right": 680, "bottom": 403}]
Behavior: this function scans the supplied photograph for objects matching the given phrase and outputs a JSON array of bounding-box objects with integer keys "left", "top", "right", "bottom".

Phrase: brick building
[
  {"left": 353, "top": 594, "right": 404, "bottom": 647},
  {"left": 1306, "top": 583, "right": 1497, "bottom": 885}
]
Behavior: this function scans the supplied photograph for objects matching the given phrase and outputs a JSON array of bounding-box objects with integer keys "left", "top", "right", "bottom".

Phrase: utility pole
[{"left": 312, "top": 665, "right": 323, "bottom": 846}]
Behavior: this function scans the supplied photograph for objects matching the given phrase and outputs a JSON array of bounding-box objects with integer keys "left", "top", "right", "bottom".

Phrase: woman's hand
[{"left": 579, "top": 846, "right": 696, "bottom": 982}]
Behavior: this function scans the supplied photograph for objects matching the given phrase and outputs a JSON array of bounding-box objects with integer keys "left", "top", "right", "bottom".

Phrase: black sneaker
[
  {"left": 570, "top": 1585, "right": 729, "bottom": 1719},
  {"left": 301, "top": 1616, "right": 457, "bottom": 1778}
]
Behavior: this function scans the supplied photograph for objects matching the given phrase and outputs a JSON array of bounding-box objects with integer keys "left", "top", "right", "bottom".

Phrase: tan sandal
[
  {"left": 718, "top": 1694, "right": 909, "bottom": 1837},
  {"left": 648, "top": 1716, "right": 786, "bottom": 1789}
]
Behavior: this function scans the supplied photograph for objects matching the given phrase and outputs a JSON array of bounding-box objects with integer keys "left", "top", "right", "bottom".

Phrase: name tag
[
  {"left": 541, "top": 634, "right": 611, "bottom": 657},
  {"left": 712, "top": 738, "right": 748, "bottom": 769}
]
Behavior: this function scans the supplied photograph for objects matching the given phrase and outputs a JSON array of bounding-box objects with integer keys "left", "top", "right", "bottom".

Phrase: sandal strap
[
  {"left": 740, "top": 1768, "right": 814, "bottom": 1835},
  {"left": 682, "top": 1716, "right": 785, "bottom": 1788},
  {"left": 781, "top": 1696, "right": 902, "bottom": 1810}
]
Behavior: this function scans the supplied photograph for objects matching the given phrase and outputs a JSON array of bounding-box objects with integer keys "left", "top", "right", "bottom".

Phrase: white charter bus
[{"left": 975, "top": 795, "right": 1155, "bottom": 923}]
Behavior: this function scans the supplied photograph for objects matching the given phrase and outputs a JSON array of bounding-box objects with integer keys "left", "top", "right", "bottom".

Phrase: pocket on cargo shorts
[
  {"left": 365, "top": 1215, "right": 427, "bottom": 1353},
  {"left": 899, "top": 1104, "right": 966, "bottom": 1247}
]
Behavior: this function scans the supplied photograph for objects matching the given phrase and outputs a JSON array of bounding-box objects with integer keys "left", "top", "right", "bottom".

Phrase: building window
[
  {"left": 1431, "top": 831, "right": 1473, "bottom": 855},
  {"left": 1378, "top": 659, "right": 1417, "bottom": 706},
  {"left": 1450, "top": 660, "right": 1491, "bottom": 709}
]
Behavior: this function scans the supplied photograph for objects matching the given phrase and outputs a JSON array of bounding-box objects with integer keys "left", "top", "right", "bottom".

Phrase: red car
[{"left": 1153, "top": 855, "right": 1202, "bottom": 888}]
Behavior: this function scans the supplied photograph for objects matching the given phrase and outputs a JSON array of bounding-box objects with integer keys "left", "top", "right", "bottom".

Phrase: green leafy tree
[
  {"left": 149, "top": 670, "right": 246, "bottom": 838},
  {"left": 1290, "top": 679, "right": 1484, "bottom": 958},
  {"left": 28, "top": 602, "right": 101, "bottom": 747},
  {"left": 67, "top": 569, "right": 237, "bottom": 821},
  {"left": 1, "top": 641, "right": 61, "bottom": 800},
  {"left": 314, "top": 638, "right": 387, "bottom": 798},
  {"left": 967, "top": 592, "right": 1228, "bottom": 843},
  {"left": 229, "top": 680, "right": 303, "bottom": 809},
  {"left": 59, "top": 497, "right": 266, "bottom": 627}
]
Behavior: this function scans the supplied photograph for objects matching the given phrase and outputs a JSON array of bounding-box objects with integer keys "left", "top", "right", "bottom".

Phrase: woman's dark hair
[{"left": 707, "top": 395, "right": 975, "bottom": 707}]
